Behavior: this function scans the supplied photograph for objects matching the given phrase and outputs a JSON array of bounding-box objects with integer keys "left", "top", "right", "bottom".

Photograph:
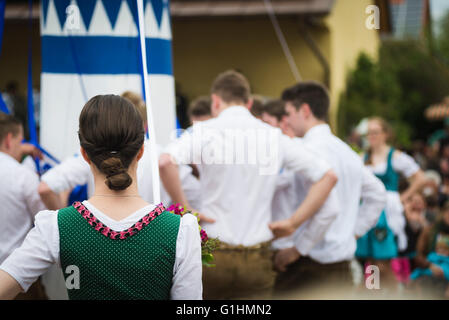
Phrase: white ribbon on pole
[{"left": 137, "top": 0, "right": 161, "bottom": 204}]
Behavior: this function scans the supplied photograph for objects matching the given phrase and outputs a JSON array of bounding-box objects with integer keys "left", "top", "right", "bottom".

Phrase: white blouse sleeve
[
  {"left": 392, "top": 152, "right": 420, "bottom": 178},
  {"left": 41, "top": 155, "right": 91, "bottom": 193},
  {"left": 0, "top": 210, "right": 60, "bottom": 292},
  {"left": 170, "top": 214, "right": 203, "bottom": 300}
]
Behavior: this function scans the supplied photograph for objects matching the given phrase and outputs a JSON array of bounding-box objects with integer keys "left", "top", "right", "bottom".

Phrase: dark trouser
[
  {"left": 274, "top": 257, "right": 353, "bottom": 299},
  {"left": 202, "top": 242, "right": 276, "bottom": 300},
  {"left": 15, "top": 278, "right": 48, "bottom": 300}
]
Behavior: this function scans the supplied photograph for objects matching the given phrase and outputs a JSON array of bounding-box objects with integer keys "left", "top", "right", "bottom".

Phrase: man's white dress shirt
[
  {"left": 164, "top": 106, "right": 332, "bottom": 246},
  {"left": 0, "top": 152, "right": 46, "bottom": 264},
  {"left": 273, "top": 125, "right": 387, "bottom": 263}
]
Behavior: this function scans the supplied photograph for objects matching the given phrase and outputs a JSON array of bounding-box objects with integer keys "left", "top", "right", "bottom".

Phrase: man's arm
[
  {"left": 159, "top": 153, "right": 215, "bottom": 223},
  {"left": 0, "top": 270, "right": 22, "bottom": 300},
  {"left": 269, "top": 137, "right": 338, "bottom": 238},
  {"left": 38, "top": 181, "right": 64, "bottom": 210},
  {"left": 274, "top": 188, "right": 340, "bottom": 271},
  {"left": 39, "top": 154, "right": 91, "bottom": 210},
  {"left": 269, "top": 169, "right": 337, "bottom": 238}
]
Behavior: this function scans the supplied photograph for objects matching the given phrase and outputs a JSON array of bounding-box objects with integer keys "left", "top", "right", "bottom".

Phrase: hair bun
[{"left": 100, "top": 157, "right": 132, "bottom": 190}]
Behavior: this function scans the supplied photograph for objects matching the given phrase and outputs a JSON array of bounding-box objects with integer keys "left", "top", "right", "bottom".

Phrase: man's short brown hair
[
  {"left": 263, "top": 99, "right": 287, "bottom": 122},
  {"left": 188, "top": 96, "right": 211, "bottom": 118},
  {"left": 250, "top": 96, "right": 264, "bottom": 119},
  {"left": 0, "top": 113, "right": 22, "bottom": 144},
  {"left": 211, "top": 70, "right": 251, "bottom": 105}
]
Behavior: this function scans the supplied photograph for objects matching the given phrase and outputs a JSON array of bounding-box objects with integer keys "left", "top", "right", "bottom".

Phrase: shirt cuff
[
  {"left": 41, "top": 173, "right": 65, "bottom": 194},
  {"left": 293, "top": 233, "right": 316, "bottom": 256}
]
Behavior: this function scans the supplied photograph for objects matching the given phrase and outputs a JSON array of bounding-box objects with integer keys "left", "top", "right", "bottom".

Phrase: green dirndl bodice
[
  {"left": 58, "top": 202, "right": 180, "bottom": 300},
  {"left": 356, "top": 148, "right": 399, "bottom": 260}
]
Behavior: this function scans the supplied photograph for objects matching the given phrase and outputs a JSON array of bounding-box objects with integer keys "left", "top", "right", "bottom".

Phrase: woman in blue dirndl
[{"left": 356, "top": 117, "right": 426, "bottom": 289}]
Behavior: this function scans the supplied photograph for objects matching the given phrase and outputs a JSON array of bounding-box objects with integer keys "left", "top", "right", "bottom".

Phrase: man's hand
[
  {"left": 274, "top": 247, "right": 301, "bottom": 272},
  {"left": 190, "top": 210, "right": 216, "bottom": 224},
  {"left": 269, "top": 218, "right": 296, "bottom": 239},
  {"left": 20, "top": 143, "right": 43, "bottom": 160}
]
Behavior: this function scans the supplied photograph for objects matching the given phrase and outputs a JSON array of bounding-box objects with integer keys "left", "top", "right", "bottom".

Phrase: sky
[{"left": 431, "top": 0, "right": 449, "bottom": 30}]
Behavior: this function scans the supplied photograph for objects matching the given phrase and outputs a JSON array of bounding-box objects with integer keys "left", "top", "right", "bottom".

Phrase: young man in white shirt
[
  {"left": 0, "top": 113, "right": 47, "bottom": 299},
  {"left": 270, "top": 81, "right": 387, "bottom": 298},
  {"left": 159, "top": 70, "right": 338, "bottom": 299}
]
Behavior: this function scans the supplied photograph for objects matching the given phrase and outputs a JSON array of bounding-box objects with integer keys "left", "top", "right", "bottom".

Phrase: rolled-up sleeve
[{"left": 41, "top": 155, "right": 90, "bottom": 193}]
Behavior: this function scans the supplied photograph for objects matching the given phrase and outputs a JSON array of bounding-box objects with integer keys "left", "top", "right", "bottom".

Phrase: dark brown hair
[
  {"left": 250, "top": 96, "right": 264, "bottom": 119},
  {"left": 281, "top": 81, "right": 329, "bottom": 121},
  {"left": 262, "top": 99, "right": 287, "bottom": 122},
  {"left": 211, "top": 70, "right": 251, "bottom": 105},
  {"left": 121, "top": 91, "right": 147, "bottom": 123},
  {"left": 0, "top": 113, "right": 22, "bottom": 144},
  {"left": 78, "top": 95, "right": 145, "bottom": 191},
  {"left": 188, "top": 96, "right": 211, "bottom": 118}
]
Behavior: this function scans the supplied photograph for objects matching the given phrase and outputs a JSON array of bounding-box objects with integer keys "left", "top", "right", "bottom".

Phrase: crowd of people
[{"left": 0, "top": 70, "right": 448, "bottom": 300}]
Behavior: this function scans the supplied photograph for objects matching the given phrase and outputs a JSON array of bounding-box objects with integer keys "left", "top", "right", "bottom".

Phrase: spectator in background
[
  {"left": 423, "top": 170, "right": 442, "bottom": 224},
  {"left": 393, "top": 192, "right": 428, "bottom": 287},
  {"left": 411, "top": 140, "right": 427, "bottom": 171},
  {"left": 414, "top": 201, "right": 449, "bottom": 299},
  {"left": 356, "top": 117, "right": 427, "bottom": 291}
]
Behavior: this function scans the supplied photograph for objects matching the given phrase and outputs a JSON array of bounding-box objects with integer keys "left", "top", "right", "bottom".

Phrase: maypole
[{"left": 136, "top": 0, "right": 161, "bottom": 204}]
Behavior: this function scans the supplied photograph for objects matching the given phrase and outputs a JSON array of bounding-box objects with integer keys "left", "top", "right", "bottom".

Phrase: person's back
[
  {"left": 187, "top": 108, "right": 284, "bottom": 246},
  {"left": 0, "top": 95, "right": 202, "bottom": 300}
]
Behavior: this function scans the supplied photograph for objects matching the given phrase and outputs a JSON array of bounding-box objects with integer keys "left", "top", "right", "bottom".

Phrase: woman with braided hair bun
[{"left": 0, "top": 94, "right": 203, "bottom": 300}]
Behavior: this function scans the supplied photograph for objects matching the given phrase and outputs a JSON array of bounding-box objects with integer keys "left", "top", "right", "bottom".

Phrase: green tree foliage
[{"left": 338, "top": 40, "right": 449, "bottom": 148}]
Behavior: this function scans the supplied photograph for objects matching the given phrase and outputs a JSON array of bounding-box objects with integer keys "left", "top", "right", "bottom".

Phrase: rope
[{"left": 263, "top": 0, "right": 301, "bottom": 82}]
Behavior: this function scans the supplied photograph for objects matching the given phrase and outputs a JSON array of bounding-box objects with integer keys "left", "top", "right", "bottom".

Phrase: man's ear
[
  {"left": 3, "top": 132, "right": 12, "bottom": 150},
  {"left": 211, "top": 94, "right": 221, "bottom": 115},
  {"left": 246, "top": 98, "right": 254, "bottom": 110},
  {"left": 136, "top": 144, "right": 144, "bottom": 161},
  {"left": 80, "top": 147, "right": 91, "bottom": 164},
  {"left": 301, "top": 103, "right": 312, "bottom": 118}
]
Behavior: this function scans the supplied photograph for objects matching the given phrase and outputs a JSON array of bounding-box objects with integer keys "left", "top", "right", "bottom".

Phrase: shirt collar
[
  {"left": 217, "top": 106, "right": 251, "bottom": 118},
  {"left": 303, "top": 123, "right": 331, "bottom": 141},
  {"left": 0, "top": 151, "right": 18, "bottom": 164}
]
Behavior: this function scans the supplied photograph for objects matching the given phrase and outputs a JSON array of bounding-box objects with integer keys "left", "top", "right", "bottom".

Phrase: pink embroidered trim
[{"left": 72, "top": 201, "right": 165, "bottom": 240}]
